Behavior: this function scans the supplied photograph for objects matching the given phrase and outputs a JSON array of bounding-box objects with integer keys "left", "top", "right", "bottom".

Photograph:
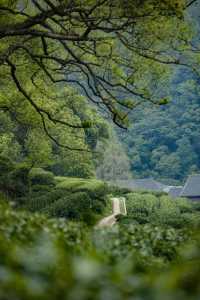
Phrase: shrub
[
  {"left": 19, "top": 176, "right": 108, "bottom": 225},
  {"left": 125, "top": 192, "right": 158, "bottom": 224},
  {"left": 56, "top": 177, "right": 106, "bottom": 194},
  {"left": 192, "top": 201, "right": 200, "bottom": 212},
  {"left": 0, "top": 155, "right": 15, "bottom": 194},
  {"left": 123, "top": 192, "right": 197, "bottom": 228},
  {"left": 26, "top": 178, "right": 107, "bottom": 223},
  {"left": 53, "top": 177, "right": 108, "bottom": 218},
  {"left": 31, "top": 184, "right": 54, "bottom": 193},
  {"left": 0, "top": 155, "right": 14, "bottom": 175},
  {"left": 27, "top": 194, "right": 54, "bottom": 212},
  {"left": 0, "top": 200, "right": 199, "bottom": 300},
  {"left": 26, "top": 187, "right": 65, "bottom": 212},
  {"left": 0, "top": 200, "right": 88, "bottom": 248},
  {"left": 29, "top": 168, "right": 55, "bottom": 186},
  {"left": 93, "top": 223, "right": 187, "bottom": 262},
  {"left": 9, "top": 163, "right": 31, "bottom": 197},
  {"left": 45, "top": 192, "right": 97, "bottom": 225},
  {"left": 0, "top": 160, "right": 31, "bottom": 199}
]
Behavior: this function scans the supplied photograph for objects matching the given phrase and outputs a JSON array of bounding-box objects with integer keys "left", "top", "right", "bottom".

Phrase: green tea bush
[
  {"left": 9, "top": 163, "right": 31, "bottom": 198},
  {"left": 31, "top": 184, "right": 54, "bottom": 193},
  {"left": 56, "top": 177, "right": 108, "bottom": 201},
  {"left": 0, "top": 155, "right": 14, "bottom": 195},
  {"left": 124, "top": 192, "right": 199, "bottom": 229},
  {"left": 47, "top": 192, "right": 105, "bottom": 225},
  {"left": 0, "top": 158, "right": 29, "bottom": 197},
  {"left": 26, "top": 186, "right": 60, "bottom": 212},
  {"left": 29, "top": 168, "right": 55, "bottom": 186},
  {"left": 93, "top": 223, "right": 187, "bottom": 263},
  {"left": 0, "top": 155, "right": 14, "bottom": 175},
  {"left": 46, "top": 192, "right": 92, "bottom": 221},
  {"left": 25, "top": 177, "right": 108, "bottom": 224},
  {"left": 0, "top": 200, "right": 88, "bottom": 249},
  {"left": 125, "top": 192, "right": 158, "bottom": 224},
  {"left": 0, "top": 200, "right": 199, "bottom": 300},
  {"left": 27, "top": 193, "right": 54, "bottom": 212},
  {"left": 192, "top": 201, "right": 200, "bottom": 212}
]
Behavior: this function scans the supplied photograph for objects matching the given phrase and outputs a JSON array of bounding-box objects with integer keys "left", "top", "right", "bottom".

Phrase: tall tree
[{"left": 0, "top": 0, "right": 197, "bottom": 149}]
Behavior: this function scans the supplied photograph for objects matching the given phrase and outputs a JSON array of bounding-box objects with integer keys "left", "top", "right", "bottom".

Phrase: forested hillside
[
  {"left": 118, "top": 4, "right": 200, "bottom": 184},
  {"left": 119, "top": 72, "right": 200, "bottom": 184}
]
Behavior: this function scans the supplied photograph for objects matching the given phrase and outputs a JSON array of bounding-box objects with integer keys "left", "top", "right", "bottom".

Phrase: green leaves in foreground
[{"left": 0, "top": 199, "right": 200, "bottom": 300}]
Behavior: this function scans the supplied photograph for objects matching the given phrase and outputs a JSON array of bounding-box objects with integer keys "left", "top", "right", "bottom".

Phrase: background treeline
[
  {"left": 117, "top": 5, "right": 200, "bottom": 185},
  {"left": 118, "top": 71, "right": 200, "bottom": 185}
]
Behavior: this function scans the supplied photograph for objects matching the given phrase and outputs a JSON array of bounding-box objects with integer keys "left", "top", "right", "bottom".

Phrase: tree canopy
[
  {"left": 0, "top": 0, "right": 198, "bottom": 149},
  {"left": 119, "top": 71, "right": 200, "bottom": 184}
]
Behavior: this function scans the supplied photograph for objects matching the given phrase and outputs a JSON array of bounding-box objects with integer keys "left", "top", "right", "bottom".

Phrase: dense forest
[
  {"left": 0, "top": 1, "right": 200, "bottom": 299},
  {"left": 119, "top": 72, "right": 200, "bottom": 184},
  {"left": 117, "top": 4, "right": 200, "bottom": 184}
]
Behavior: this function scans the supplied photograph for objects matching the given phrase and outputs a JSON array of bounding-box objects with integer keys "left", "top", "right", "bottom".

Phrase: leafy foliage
[
  {"left": 0, "top": 92, "right": 107, "bottom": 179},
  {"left": 23, "top": 176, "right": 110, "bottom": 225},
  {"left": 29, "top": 168, "right": 55, "bottom": 186},
  {"left": 119, "top": 76, "right": 200, "bottom": 184},
  {"left": 0, "top": 197, "right": 200, "bottom": 300},
  {"left": 0, "top": 0, "right": 195, "bottom": 136},
  {"left": 93, "top": 224, "right": 187, "bottom": 262},
  {"left": 121, "top": 191, "right": 200, "bottom": 228},
  {"left": 0, "top": 153, "right": 111, "bottom": 225}
]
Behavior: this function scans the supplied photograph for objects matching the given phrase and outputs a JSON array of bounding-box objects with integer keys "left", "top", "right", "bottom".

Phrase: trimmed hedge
[
  {"left": 120, "top": 192, "right": 200, "bottom": 229},
  {"left": 24, "top": 177, "right": 110, "bottom": 225},
  {"left": 45, "top": 192, "right": 98, "bottom": 225},
  {"left": 29, "top": 168, "right": 55, "bottom": 186}
]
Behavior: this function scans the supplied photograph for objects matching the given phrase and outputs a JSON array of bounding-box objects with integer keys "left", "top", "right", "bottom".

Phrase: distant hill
[{"left": 118, "top": 72, "right": 200, "bottom": 185}]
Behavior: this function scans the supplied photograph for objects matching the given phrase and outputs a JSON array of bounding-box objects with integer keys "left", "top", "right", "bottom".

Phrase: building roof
[
  {"left": 110, "top": 178, "right": 168, "bottom": 192},
  {"left": 181, "top": 174, "right": 200, "bottom": 197},
  {"left": 168, "top": 186, "right": 183, "bottom": 198}
]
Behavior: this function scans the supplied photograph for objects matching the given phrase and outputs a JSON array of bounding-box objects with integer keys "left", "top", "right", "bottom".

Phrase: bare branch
[{"left": 186, "top": 0, "right": 199, "bottom": 8}]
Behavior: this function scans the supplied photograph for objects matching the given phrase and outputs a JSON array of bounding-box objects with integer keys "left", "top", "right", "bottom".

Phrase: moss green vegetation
[
  {"left": 55, "top": 177, "right": 104, "bottom": 192},
  {"left": 119, "top": 76, "right": 200, "bottom": 184},
  {"left": 0, "top": 195, "right": 200, "bottom": 300},
  {"left": 0, "top": 153, "right": 128, "bottom": 225},
  {"left": 120, "top": 191, "right": 200, "bottom": 228},
  {"left": 25, "top": 172, "right": 110, "bottom": 225}
]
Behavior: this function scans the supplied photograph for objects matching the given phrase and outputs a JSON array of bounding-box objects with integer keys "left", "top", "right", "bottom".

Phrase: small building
[
  {"left": 168, "top": 186, "right": 183, "bottom": 198},
  {"left": 180, "top": 174, "right": 200, "bottom": 201}
]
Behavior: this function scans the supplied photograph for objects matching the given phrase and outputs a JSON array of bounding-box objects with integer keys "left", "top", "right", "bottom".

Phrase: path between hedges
[{"left": 97, "top": 197, "right": 127, "bottom": 227}]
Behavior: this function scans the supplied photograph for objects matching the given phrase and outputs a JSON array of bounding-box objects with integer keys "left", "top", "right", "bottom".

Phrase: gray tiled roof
[
  {"left": 168, "top": 186, "right": 183, "bottom": 198},
  {"left": 181, "top": 174, "right": 200, "bottom": 197},
  {"left": 110, "top": 178, "right": 168, "bottom": 192}
]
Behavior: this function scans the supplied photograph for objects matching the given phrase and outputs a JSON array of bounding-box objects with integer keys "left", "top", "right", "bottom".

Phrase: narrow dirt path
[{"left": 97, "top": 197, "right": 127, "bottom": 227}]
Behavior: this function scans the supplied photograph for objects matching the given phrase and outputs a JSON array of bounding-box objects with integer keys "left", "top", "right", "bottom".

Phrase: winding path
[{"left": 98, "top": 197, "right": 127, "bottom": 227}]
